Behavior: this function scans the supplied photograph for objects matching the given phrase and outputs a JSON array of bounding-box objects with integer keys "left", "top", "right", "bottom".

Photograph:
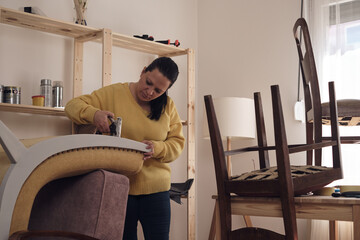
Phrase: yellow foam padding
[
  {"left": 0, "top": 137, "right": 144, "bottom": 235},
  {"left": 0, "top": 137, "right": 52, "bottom": 184}
]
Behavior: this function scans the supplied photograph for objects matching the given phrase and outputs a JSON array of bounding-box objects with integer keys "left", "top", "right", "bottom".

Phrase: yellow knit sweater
[{"left": 65, "top": 82, "right": 185, "bottom": 195}]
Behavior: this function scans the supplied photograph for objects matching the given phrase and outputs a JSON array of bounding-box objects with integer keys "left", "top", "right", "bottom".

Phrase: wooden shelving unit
[{"left": 0, "top": 6, "right": 196, "bottom": 240}]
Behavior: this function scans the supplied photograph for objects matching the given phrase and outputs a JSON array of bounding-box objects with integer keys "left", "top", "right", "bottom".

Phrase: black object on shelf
[
  {"left": 170, "top": 178, "right": 194, "bottom": 204},
  {"left": 133, "top": 34, "right": 154, "bottom": 41},
  {"left": 332, "top": 191, "right": 360, "bottom": 198},
  {"left": 24, "top": 7, "right": 32, "bottom": 14},
  {"left": 156, "top": 39, "right": 180, "bottom": 47}
]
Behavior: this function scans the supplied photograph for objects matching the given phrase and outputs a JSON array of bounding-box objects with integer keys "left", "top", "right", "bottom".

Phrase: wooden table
[{"left": 212, "top": 195, "right": 360, "bottom": 240}]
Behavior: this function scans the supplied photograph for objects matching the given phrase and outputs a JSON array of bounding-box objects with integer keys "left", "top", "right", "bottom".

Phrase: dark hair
[{"left": 146, "top": 57, "right": 179, "bottom": 120}]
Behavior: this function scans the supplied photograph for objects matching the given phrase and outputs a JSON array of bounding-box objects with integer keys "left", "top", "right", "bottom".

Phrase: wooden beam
[
  {"left": 73, "top": 39, "right": 83, "bottom": 97},
  {"left": 187, "top": 48, "right": 196, "bottom": 240},
  {"left": 102, "top": 28, "right": 112, "bottom": 87}
]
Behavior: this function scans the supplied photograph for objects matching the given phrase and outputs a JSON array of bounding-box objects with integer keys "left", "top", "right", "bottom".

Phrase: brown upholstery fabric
[{"left": 28, "top": 169, "right": 129, "bottom": 240}]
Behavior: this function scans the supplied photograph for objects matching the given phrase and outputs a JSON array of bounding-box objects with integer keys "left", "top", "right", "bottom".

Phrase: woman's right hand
[{"left": 93, "top": 110, "right": 115, "bottom": 133}]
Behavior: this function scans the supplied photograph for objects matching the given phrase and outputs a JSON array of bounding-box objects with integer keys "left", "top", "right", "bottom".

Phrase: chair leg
[
  {"left": 209, "top": 206, "right": 216, "bottom": 240},
  {"left": 243, "top": 215, "right": 253, "bottom": 227},
  {"left": 329, "top": 220, "right": 338, "bottom": 240},
  {"left": 209, "top": 201, "right": 253, "bottom": 240},
  {"left": 215, "top": 200, "right": 222, "bottom": 240}
]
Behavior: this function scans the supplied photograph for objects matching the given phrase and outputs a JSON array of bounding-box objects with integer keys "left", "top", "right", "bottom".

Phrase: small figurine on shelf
[{"left": 74, "top": 0, "right": 87, "bottom": 26}]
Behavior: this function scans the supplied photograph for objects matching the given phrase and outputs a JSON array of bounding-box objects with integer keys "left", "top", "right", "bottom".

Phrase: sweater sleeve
[
  {"left": 65, "top": 88, "right": 105, "bottom": 125},
  {"left": 152, "top": 99, "right": 185, "bottom": 163}
]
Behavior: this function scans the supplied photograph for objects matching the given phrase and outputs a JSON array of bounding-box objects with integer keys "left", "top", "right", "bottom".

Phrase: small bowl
[{"left": 32, "top": 95, "right": 45, "bottom": 107}]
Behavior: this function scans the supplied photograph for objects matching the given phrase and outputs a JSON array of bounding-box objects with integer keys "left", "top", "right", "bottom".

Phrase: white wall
[{"left": 197, "top": 0, "right": 308, "bottom": 239}]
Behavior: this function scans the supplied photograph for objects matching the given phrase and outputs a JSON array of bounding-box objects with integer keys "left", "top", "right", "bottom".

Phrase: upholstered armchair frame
[{"left": 0, "top": 120, "right": 149, "bottom": 240}]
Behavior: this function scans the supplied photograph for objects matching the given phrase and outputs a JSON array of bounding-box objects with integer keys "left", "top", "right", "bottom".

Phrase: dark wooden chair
[
  {"left": 293, "top": 17, "right": 360, "bottom": 166},
  {"left": 204, "top": 82, "right": 342, "bottom": 239}
]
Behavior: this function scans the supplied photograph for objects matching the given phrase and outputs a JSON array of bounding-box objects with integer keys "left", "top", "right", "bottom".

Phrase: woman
[{"left": 65, "top": 57, "right": 185, "bottom": 240}]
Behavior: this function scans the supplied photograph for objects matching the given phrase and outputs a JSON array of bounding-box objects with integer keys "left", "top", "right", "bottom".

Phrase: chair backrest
[{"left": 293, "top": 17, "right": 323, "bottom": 165}]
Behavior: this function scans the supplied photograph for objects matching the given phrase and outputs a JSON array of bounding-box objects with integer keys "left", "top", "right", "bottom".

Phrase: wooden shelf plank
[
  {"left": 0, "top": 7, "right": 100, "bottom": 39},
  {"left": 112, "top": 33, "right": 187, "bottom": 56},
  {"left": 0, "top": 7, "right": 187, "bottom": 57},
  {"left": 0, "top": 103, "right": 66, "bottom": 116}
]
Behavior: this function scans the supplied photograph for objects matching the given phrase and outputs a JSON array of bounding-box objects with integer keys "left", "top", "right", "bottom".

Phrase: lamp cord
[{"left": 297, "top": 0, "right": 304, "bottom": 102}]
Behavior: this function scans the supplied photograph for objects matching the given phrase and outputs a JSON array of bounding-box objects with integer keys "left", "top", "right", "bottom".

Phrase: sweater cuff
[
  {"left": 82, "top": 107, "right": 100, "bottom": 124},
  {"left": 152, "top": 140, "right": 164, "bottom": 159}
]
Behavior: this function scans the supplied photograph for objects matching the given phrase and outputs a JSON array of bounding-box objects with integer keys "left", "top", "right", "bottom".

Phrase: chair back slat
[
  {"left": 254, "top": 92, "right": 270, "bottom": 169},
  {"left": 328, "top": 82, "right": 342, "bottom": 171},
  {"left": 293, "top": 18, "right": 324, "bottom": 166}
]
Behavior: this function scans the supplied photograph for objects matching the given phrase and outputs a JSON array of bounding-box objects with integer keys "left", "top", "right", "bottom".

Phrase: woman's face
[{"left": 136, "top": 67, "right": 171, "bottom": 102}]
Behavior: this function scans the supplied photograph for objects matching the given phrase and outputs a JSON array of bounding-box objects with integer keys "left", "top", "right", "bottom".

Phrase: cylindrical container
[
  {"left": 0, "top": 85, "right": 4, "bottom": 103},
  {"left": 32, "top": 95, "right": 45, "bottom": 106},
  {"left": 40, "top": 79, "right": 52, "bottom": 107},
  {"left": 4, "top": 86, "right": 21, "bottom": 104},
  {"left": 52, "top": 81, "right": 63, "bottom": 107}
]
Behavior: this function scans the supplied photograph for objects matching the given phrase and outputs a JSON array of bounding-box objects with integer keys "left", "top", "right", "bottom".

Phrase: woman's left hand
[{"left": 142, "top": 140, "right": 154, "bottom": 160}]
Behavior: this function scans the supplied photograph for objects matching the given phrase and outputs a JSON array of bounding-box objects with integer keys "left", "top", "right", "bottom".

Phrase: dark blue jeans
[{"left": 123, "top": 191, "right": 171, "bottom": 240}]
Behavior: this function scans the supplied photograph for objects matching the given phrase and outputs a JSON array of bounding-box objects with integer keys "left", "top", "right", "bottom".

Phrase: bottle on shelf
[{"left": 40, "top": 79, "right": 52, "bottom": 107}]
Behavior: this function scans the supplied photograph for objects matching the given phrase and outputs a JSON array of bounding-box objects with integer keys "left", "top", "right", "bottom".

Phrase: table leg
[
  {"left": 209, "top": 200, "right": 253, "bottom": 240},
  {"left": 208, "top": 205, "right": 216, "bottom": 240},
  {"left": 329, "top": 220, "right": 338, "bottom": 240},
  {"left": 244, "top": 215, "right": 253, "bottom": 227},
  {"left": 354, "top": 205, "right": 360, "bottom": 240},
  {"left": 215, "top": 200, "right": 222, "bottom": 240}
]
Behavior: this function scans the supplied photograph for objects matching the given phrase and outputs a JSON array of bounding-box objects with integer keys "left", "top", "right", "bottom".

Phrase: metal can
[
  {"left": 4, "top": 86, "right": 21, "bottom": 104},
  {"left": 52, "top": 81, "right": 63, "bottom": 107},
  {"left": 0, "top": 85, "right": 3, "bottom": 103},
  {"left": 40, "top": 79, "right": 52, "bottom": 107}
]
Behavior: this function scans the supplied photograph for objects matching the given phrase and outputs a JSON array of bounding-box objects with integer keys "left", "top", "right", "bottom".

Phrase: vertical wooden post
[
  {"left": 73, "top": 39, "right": 84, "bottom": 98},
  {"left": 72, "top": 39, "right": 84, "bottom": 134},
  {"left": 102, "top": 28, "right": 112, "bottom": 87},
  {"left": 187, "top": 48, "right": 196, "bottom": 240}
]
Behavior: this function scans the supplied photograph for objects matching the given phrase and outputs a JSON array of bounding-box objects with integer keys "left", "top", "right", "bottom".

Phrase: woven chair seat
[
  {"left": 232, "top": 165, "right": 330, "bottom": 181},
  {"left": 322, "top": 116, "right": 360, "bottom": 126},
  {"left": 321, "top": 99, "right": 360, "bottom": 126}
]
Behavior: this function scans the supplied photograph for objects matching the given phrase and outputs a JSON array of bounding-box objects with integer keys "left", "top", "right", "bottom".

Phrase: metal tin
[
  {"left": 40, "top": 79, "right": 52, "bottom": 107},
  {"left": 0, "top": 85, "right": 3, "bottom": 103},
  {"left": 4, "top": 86, "right": 21, "bottom": 104},
  {"left": 52, "top": 81, "right": 63, "bottom": 107}
]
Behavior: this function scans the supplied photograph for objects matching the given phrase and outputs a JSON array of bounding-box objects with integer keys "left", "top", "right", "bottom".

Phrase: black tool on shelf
[
  {"left": 133, "top": 34, "right": 154, "bottom": 41},
  {"left": 156, "top": 39, "right": 180, "bottom": 47}
]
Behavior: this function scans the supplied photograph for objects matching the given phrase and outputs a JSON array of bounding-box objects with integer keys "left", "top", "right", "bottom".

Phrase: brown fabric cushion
[{"left": 28, "top": 169, "right": 129, "bottom": 240}]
